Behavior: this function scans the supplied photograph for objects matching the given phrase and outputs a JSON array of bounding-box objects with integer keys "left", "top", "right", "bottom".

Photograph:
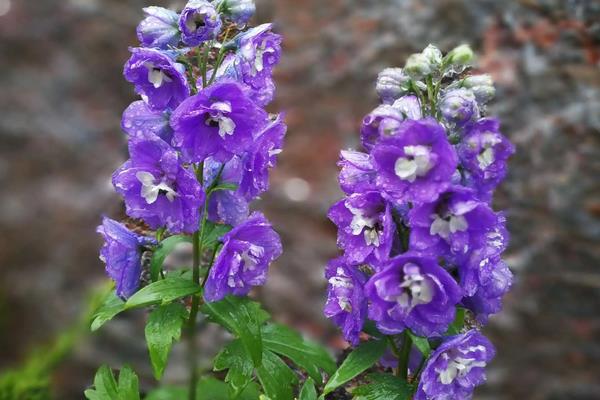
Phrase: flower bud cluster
[
  {"left": 325, "top": 44, "right": 514, "bottom": 399},
  {"left": 98, "top": 0, "right": 285, "bottom": 303}
]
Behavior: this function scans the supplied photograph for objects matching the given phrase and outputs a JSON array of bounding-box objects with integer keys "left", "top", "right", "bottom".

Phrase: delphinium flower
[
  {"left": 325, "top": 44, "right": 514, "bottom": 399},
  {"left": 90, "top": 2, "right": 312, "bottom": 399},
  {"left": 102, "top": 0, "right": 284, "bottom": 298},
  {"left": 97, "top": 217, "right": 156, "bottom": 298}
]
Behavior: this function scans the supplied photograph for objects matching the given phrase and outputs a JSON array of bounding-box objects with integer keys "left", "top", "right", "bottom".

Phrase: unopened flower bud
[
  {"left": 136, "top": 7, "right": 180, "bottom": 49},
  {"left": 462, "top": 74, "right": 495, "bottom": 104},
  {"left": 446, "top": 44, "right": 474, "bottom": 66},
  {"left": 422, "top": 44, "right": 442, "bottom": 68},
  {"left": 375, "top": 67, "right": 409, "bottom": 103},
  {"left": 221, "top": 0, "right": 255, "bottom": 25},
  {"left": 404, "top": 53, "right": 432, "bottom": 80},
  {"left": 440, "top": 88, "right": 478, "bottom": 126}
]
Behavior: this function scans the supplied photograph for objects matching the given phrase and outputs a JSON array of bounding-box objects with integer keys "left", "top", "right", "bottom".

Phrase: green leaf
[
  {"left": 407, "top": 331, "right": 430, "bottom": 357},
  {"left": 90, "top": 292, "right": 125, "bottom": 331},
  {"left": 213, "top": 339, "right": 254, "bottom": 392},
  {"left": 445, "top": 307, "right": 466, "bottom": 335},
  {"left": 84, "top": 365, "right": 139, "bottom": 400},
  {"left": 125, "top": 276, "right": 201, "bottom": 309},
  {"left": 196, "top": 377, "right": 231, "bottom": 400},
  {"left": 351, "top": 373, "right": 411, "bottom": 400},
  {"left": 150, "top": 235, "right": 192, "bottom": 282},
  {"left": 210, "top": 183, "right": 238, "bottom": 192},
  {"left": 299, "top": 378, "right": 317, "bottom": 400},
  {"left": 116, "top": 366, "right": 140, "bottom": 400},
  {"left": 256, "top": 351, "right": 298, "bottom": 400},
  {"left": 202, "top": 296, "right": 269, "bottom": 366},
  {"left": 322, "top": 339, "right": 387, "bottom": 396},
  {"left": 145, "top": 386, "right": 187, "bottom": 400},
  {"left": 145, "top": 303, "right": 188, "bottom": 380},
  {"left": 362, "top": 320, "right": 384, "bottom": 338},
  {"left": 202, "top": 222, "right": 232, "bottom": 248},
  {"left": 262, "top": 323, "right": 335, "bottom": 384}
]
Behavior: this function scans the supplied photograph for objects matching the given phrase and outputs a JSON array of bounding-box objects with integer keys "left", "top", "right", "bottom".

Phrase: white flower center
[
  {"left": 205, "top": 101, "right": 236, "bottom": 138},
  {"left": 437, "top": 346, "right": 488, "bottom": 385},
  {"left": 394, "top": 145, "right": 434, "bottom": 182},
  {"left": 430, "top": 213, "right": 468, "bottom": 240},
  {"left": 476, "top": 132, "right": 502, "bottom": 169},
  {"left": 136, "top": 171, "right": 177, "bottom": 204},
  {"left": 347, "top": 205, "right": 381, "bottom": 247},
  {"left": 251, "top": 40, "right": 275, "bottom": 77},
  {"left": 144, "top": 62, "right": 172, "bottom": 89},
  {"left": 375, "top": 263, "right": 433, "bottom": 315},
  {"left": 227, "top": 244, "right": 265, "bottom": 288},
  {"left": 328, "top": 267, "right": 354, "bottom": 312}
]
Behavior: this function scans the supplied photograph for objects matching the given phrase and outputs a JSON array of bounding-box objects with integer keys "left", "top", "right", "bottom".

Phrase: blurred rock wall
[{"left": 1, "top": 0, "right": 599, "bottom": 398}]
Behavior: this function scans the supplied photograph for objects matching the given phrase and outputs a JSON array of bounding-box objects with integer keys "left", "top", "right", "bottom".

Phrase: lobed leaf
[
  {"left": 145, "top": 303, "right": 188, "bottom": 380},
  {"left": 255, "top": 351, "right": 298, "bottom": 400},
  {"left": 351, "top": 373, "right": 411, "bottom": 400},
  {"left": 84, "top": 365, "right": 139, "bottom": 400},
  {"left": 202, "top": 296, "right": 269, "bottom": 366}
]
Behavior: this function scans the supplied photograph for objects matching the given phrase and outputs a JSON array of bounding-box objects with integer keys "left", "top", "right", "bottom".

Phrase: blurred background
[{"left": 1, "top": 0, "right": 600, "bottom": 399}]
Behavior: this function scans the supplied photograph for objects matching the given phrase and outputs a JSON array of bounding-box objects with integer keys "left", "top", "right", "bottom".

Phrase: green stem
[
  {"left": 397, "top": 331, "right": 412, "bottom": 380},
  {"left": 187, "top": 230, "right": 201, "bottom": 400}
]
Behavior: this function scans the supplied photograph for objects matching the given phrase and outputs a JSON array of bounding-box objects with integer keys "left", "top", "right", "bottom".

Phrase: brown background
[{"left": 1, "top": 0, "right": 600, "bottom": 399}]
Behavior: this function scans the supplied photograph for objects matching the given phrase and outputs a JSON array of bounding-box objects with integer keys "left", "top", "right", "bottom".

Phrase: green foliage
[
  {"left": 208, "top": 297, "right": 335, "bottom": 399},
  {"left": 202, "top": 296, "right": 268, "bottom": 366},
  {"left": 298, "top": 378, "right": 317, "bottom": 400},
  {"left": 145, "top": 378, "right": 260, "bottom": 400},
  {"left": 255, "top": 350, "right": 298, "bottom": 400},
  {"left": 91, "top": 292, "right": 126, "bottom": 331},
  {"left": 150, "top": 235, "right": 193, "bottom": 282},
  {"left": 262, "top": 323, "right": 335, "bottom": 384},
  {"left": 83, "top": 365, "right": 140, "bottom": 400},
  {"left": 214, "top": 340, "right": 254, "bottom": 392},
  {"left": 407, "top": 331, "right": 431, "bottom": 358},
  {"left": 351, "top": 373, "right": 411, "bottom": 400},
  {"left": 145, "top": 303, "right": 188, "bottom": 380},
  {"left": 125, "top": 276, "right": 201, "bottom": 309},
  {"left": 322, "top": 339, "right": 388, "bottom": 396},
  {"left": 0, "top": 283, "right": 109, "bottom": 400},
  {"left": 445, "top": 307, "right": 466, "bottom": 335},
  {"left": 201, "top": 222, "right": 232, "bottom": 248}
]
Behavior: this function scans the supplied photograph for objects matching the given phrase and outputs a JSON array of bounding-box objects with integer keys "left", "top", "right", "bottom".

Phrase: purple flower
[
  {"left": 376, "top": 68, "right": 409, "bottom": 104},
  {"left": 136, "top": 6, "right": 181, "bottom": 49},
  {"left": 221, "top": 0, "right": 255, "bottom": 25},
  {"left": 324, "top": 257, "right": 368, "bottom": 346},
  {"left": 328, "top": 191, "right": 395, "bottom": 264},
  {"left": 171, "top": 80, "right": 268, "bottom": 163},
  {"left": 414, "top": 330, "right": 495, "bottom": 400},
  {"left": 122, "top": 100, "right": 173, "bottom": 142},
  {"left": 204, "top": 212, "right": 282, "bottom": 302},
  {"left": 458, "top": 118, "right": 514, "bottom": 200},
  {"left": 203, "top": 156, "right": 250, "bottom": 226},
  {"left": 462, "top": 257, "right": 513, "bottom": 323},
  {"left": 408, "top": 186, "right": 498, "bottom": 264},
  {"left": 97, "top": 217, "right": 156, "bottom": 299},
  {"left": 203, "top": 54, "right": 276, "bottom": 107},
  {"left": 179, "top": 0, "right": 222, "bottom": 46},
  {"left": 365, "top": 253, "right": 462, "bottom": 337},
  {"left": 337, "top": 150, "right": 377, "bottom": 194},
  {"left": 440, "top": 88, "right": 478, "bottom": 126},
  {"left": 372, "top": 118, "right": 458, "bottom": 204},
  {"left": 238, "top": 114, "right": 286, "bottom": 199},
  {"left": 233, "top": 23, "right": 282, "bottom": 90},
  {"left": 124, "top": 48, "right": 189, "bottom": 111},
  {"left": 360, "top": 104, "right": 405, "bottom": 152},
  {"left": 112, "top": 137, "right": 204, "bottom": 234}
]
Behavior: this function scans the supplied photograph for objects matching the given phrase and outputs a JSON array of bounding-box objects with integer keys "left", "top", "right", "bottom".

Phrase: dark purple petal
[
  {"left": 97, "top": 217, "right": 156, "bottom": 298},
  {"left": 365, "top": 253, "right": 462, "bottom": 337},
  {"left": 124, "top": 48, "right": 189, "bottom": 111},
  {"left": 136, "top": 6, "right": 180, "bottom": 49},
  {"left": 122, "top": 100, "right": 173, "bottom": 142},
  {"left": 415, "top": 330, "right": 495, "bottom": 400},
  {"left": 204, "top": 212, "right": 282, "bottom": 302}
]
